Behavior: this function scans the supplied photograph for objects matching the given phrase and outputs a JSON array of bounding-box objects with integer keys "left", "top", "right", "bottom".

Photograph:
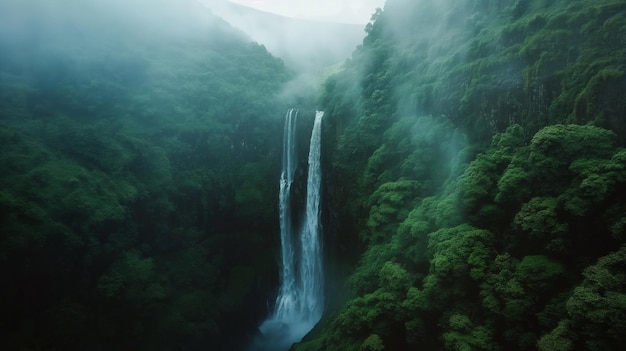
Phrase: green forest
[
  {"left": 0, "top": 0, "right": 291, "bottom": 349},
  {"left": 1, "top": 0, "right": 625, "bottom": 350}
]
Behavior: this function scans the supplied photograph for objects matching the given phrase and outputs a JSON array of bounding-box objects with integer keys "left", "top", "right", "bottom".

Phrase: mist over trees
[
  {"left": 202, "top": 0, "right": 366, "bottom": 73},
  {"left": 1, "top": 0, "right": 625, "bottom": 350},
  {"left": 295, "top": 0, "right": 626, "bottom": 350},
  {"left": 0, "top": 0, "right": 291, "bottom": 349}
]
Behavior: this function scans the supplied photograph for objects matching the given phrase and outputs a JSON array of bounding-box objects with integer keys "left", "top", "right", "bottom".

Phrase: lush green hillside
[
  {"left": 2, "top": 0, "right": 626, "bottom": 350},
  {"left": 204, "top": 0, "right": 366, "bottom": 73},
  {"left": 0, "top": 0, "right": 291, "bottom": 349},
  {"left": 301, "top": 0, "right": 626, "bottom": 350}
]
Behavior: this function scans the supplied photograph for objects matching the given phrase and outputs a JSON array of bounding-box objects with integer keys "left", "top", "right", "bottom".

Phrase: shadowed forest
[{"left": 1, "top": 0, "right": 625, "bottom": 350}]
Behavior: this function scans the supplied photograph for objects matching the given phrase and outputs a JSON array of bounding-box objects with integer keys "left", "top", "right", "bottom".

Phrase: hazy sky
[{"left": 230, "top": 0, "right": 386, "bottom": 24}]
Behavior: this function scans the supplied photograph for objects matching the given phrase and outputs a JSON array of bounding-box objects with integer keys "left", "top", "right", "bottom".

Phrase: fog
[
  {"left": 0, "top": 0, "right": 245, "bottom": 76},
  {"left": 0, "top": 0, "right": 244, "bottom": 43},
  {"left": 231, "top": 0, "right": 386, "bottom": 24},
  {"left": 201, "top": 0, "right": 367, "bottom": 73},
  {"left": 351, "top": 0, "right": 522, "bottom": 130},
  {"left": 0, "top": 0, "right": 381, "bottom": 111}
]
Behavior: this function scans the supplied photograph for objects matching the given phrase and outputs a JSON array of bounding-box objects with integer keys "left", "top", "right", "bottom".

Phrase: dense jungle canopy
[
  {"left": 0, "top": 0, "right": 290, "bottom": 349},
  {"left": 0, "top": 0, "right": 625, "bottom": 350}
]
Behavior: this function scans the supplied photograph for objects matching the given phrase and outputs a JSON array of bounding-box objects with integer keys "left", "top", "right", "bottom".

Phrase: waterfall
[
  {"left": 253, "top": 110, "right": 324, "bottom": 351},
  {"left": 299, "top": 110, "right": 324, "bottom": 322},
  {"left": 274, "top": 109, "right": 299, "bottom": 321}
]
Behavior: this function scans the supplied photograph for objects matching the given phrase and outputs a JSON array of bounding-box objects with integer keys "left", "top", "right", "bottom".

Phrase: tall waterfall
[
  {"left": 299, "top": 110, "right": 324, "bottom": 322},
  {"left": 274, "top": 109, "right": 299, "bottom": 321},
  {"left": 253, "top": 110, "right": 324, "bottom": 351}
]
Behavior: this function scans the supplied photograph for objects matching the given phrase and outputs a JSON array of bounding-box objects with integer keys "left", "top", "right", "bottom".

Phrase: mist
[
  {"left": 0, "top": 0, "right": 248, "bottom": 50},
  {"left": 5, "top": 0, "right": 623, "bottom": 350},
  {"left": 0, "top": 0, "right": 251, "bottom": 91},
  {"left": 293, "top": 0, "right": 626, "bottom": 348},
  {"left": 197, "top": 0, "right": 379, "bottom": 110},
  {"left": 0, "top": 0, "right": 376, "bottom": 110},
  {"left": 0, "top": 1, "right": 295, "bottom": 349},
  {"left": 201, "top": 0, "right": 367, "bottom": 72}
]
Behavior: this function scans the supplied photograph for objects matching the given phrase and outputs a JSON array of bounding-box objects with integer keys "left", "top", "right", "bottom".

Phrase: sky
[{"left": 229, "top": 0, "right": 386, "bottom": 24}]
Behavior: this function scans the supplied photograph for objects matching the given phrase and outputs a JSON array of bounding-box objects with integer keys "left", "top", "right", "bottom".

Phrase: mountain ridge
[{"left": 200, "top": 0, "right": 368, "bottom": 72}]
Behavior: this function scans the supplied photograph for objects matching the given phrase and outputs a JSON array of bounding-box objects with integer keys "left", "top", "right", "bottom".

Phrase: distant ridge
[{"left": 200, "top": 0, "right": 366, "bottom": 72}]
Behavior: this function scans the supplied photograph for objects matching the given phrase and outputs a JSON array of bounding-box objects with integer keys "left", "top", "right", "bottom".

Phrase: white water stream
[{"left": 254, "top": 110, "right": 324, "bottom": 350}]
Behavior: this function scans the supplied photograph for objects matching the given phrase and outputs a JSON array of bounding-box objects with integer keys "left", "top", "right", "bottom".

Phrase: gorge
[
  {"left": 252, "top": 110, "right": 324, "bottom": 351},
  {"left": 0, "top": 1, "right": 625, "bottom": 350}
]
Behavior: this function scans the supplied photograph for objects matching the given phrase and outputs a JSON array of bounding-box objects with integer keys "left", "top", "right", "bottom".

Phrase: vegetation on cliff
[
  {"left": 2, "top": 0, "right": 625, "bottom": 350},
  {"left": 301, "top": 0, "right": 626, "bottom": 350},
  {"left": 0, "top": 0, "right": 290, "bottom": 349}
]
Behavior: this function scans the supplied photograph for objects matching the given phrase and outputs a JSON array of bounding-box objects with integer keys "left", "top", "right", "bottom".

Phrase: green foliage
[
  {"left": 332, "top": 263, "right": 413, "bottom": 348},
  {"left": 565, "top": 247, "right": 626, "bottom": 350},
  {"left": 559, "top": 150, "right": 626, "bottom": 219},
  {"left": 378, "top": 261, "right": 411, "bottom": 294},
  {"left": 537, "top": 320, "right": 573, "bottom": 351},
  {"left": 514, "top": 197, "right": 568, "bottom": 253},
  {"left": 361, "top": 334, "right": 385, "bottom": 351},
  {"left": 536, "top": 247, "right": 626, "bottom": 351},
  {"left": 313, "top": 115, "right": 626, "bottom": 350},
  {"left": 455, "top": 126, "right": 525, "bottom": 225},
  {"left": 528, "top": 125, "right": 616, "bottom": 184},
  {"left": 348, "top": 244, "right": 394, "bottom": 296},
  {"left": 496, "top": 163, "right": 530, "bottom": 204},
  {"left": 0, "top": 0, "right": 289, "bottom": 349},
  {"left": 233, "top": 161, "right": 275, "bottom": 220},
  {"left": 335, "top": 290, "right": 398, "bottom": 337},
  {"left": 4, "top": 0, "right": 626, "bottom": 349},
  {"left": 365, "top": 180, "right": 419, "bottom": 243},
  {"left": 457, "top": 153, "right": 500, "bottom": 215},
  {"left": 391, "top": 197, "right": 438, "bottom": 267},
  {"left": 97, "top": 250, "right": 167, "bottom": 301},
  {"left": 517, "top": 255, "right": 565, "bottom": 291},
  {"left": 443, "top": 314, "right": 496, "bottom": 351},
  {"left": 428, "top": 225, "right": 495, "bottom": 284},
  {"left": 314, "top": 1, "right": 626, "bottom": 340}
]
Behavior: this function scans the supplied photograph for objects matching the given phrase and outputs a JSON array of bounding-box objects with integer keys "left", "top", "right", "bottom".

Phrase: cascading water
[
  {"left": 298, "top": 110, "right": 324, "bottom": 323},
  {"left": 252, "top": 110, "right": 324, "bottom": 351},
  {"left": 274, "top": 108, "right": 299, "bottom": 321}
]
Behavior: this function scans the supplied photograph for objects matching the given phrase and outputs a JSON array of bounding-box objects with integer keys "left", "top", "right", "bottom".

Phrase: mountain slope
[
  {"left": 0, "top": 0, "right": 291, "bottom": 349},
  {"left": 299, "top": 0, "right": 626, "bottom": 350},
  {"left": 202, "top": 0, "right": 367, "bottom": 72}
]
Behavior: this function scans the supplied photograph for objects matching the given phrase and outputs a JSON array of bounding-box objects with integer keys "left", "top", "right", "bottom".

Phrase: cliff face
[{"left": 307, "top": 0, "right": 626, "bottom": 350}]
